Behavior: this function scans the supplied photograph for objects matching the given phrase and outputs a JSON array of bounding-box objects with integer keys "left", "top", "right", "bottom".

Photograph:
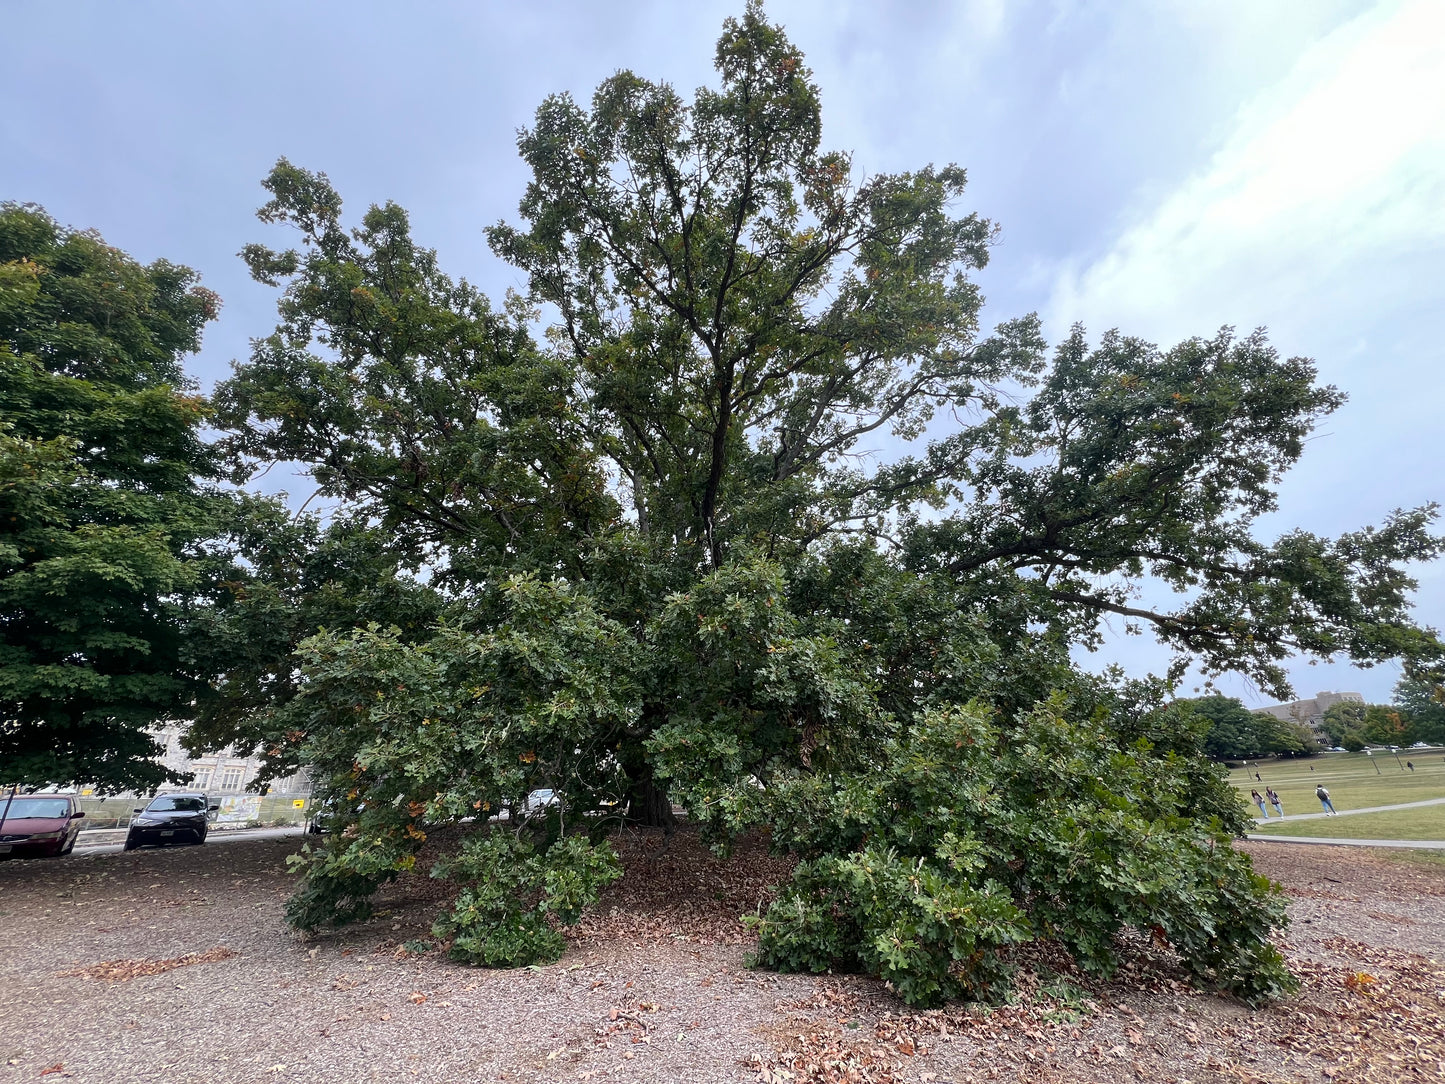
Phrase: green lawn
[
  {"left": 1380, "top": 849, "right": 1445, "bottom": 871},
  {"left": 1251, "top": 802, "right": 1445, "bottom": 840},
  {"left": 1228, "top": 750, "right": 1445, "bottom": 819}
]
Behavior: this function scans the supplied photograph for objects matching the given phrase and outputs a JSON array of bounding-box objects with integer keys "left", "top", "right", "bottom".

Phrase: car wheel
[
  {"left": 61, "top": 836, "right": 76, "bottom": 856},
  {"left": 123, "top": 837, "right": 138, "bottom": 851}
]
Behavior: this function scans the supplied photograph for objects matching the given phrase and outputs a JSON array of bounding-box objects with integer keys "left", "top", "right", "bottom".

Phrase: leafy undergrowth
[{"left": 356, "top": 822, "right": 797, "bottom": 958}]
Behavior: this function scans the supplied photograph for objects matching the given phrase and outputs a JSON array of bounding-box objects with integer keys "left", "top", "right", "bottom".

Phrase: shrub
[
  {"left": 749, "top": 702, "right": 1296, "bottom": 1008},
  {"left": 430, "top": 829, "right": 621, "bottom": 967}
]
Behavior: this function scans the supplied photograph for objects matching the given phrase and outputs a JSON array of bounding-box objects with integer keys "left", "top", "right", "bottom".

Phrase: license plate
[
  {"left": 160, "top": 830, "right": 174, "bottom": 837},
  {"left": 0, "top": 844, "right": 10, "bottom": 853}
]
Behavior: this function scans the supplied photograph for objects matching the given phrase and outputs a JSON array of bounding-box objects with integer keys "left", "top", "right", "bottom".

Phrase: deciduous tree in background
[
  {"left": 1394, "top": 678, "right": 1445, "bottom": 745},
  {"left": 0, "top": 205, "right": 237, "bottom": 793},
  {"left": 1184, "top": 694, "right": 1315, "bottom": 760}
]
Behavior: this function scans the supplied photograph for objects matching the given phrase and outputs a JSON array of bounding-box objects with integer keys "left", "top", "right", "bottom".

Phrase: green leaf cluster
[
  {"left": 429, "top": 831, "right": 621, "bottom": 967},
  {"left": 1183, "top": 695, "right": 1315, "bottom": 760},
  {"left": 750, "top": 703, "right": 1295, "bottom": 1008}
]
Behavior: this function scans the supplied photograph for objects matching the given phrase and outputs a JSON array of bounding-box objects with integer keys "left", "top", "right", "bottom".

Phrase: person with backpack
[
  {"left": 1250, "top": 789, "right": 1269, "bottom": 817},
  {"left": 1315, "top": 784, "right": 1337, "bottom": 815},
  {"left": 1266, "top": 787, "right": 1284, "bottom": 817}
]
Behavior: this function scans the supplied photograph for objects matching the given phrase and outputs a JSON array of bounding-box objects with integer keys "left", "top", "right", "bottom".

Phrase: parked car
[
  {"left": 124, "top": 793, "right": 218, "bottom": 850},
  {"left": 306, "top": 798, "right": 337, "bottom": 834},
  {"left": 1411, "top": 741, "right": 1431, "bottom": 749},
  {"left": 0, "top": 794, "right": 86, "bottom": 858}
]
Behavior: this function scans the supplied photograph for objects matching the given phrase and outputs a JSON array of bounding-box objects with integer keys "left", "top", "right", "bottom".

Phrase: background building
[
  {"left": 70, "top": 726, "right": 313, "bottom": 828},
  {"left": 150, "top": 724, "right": 310, "bottom": 798},
  {"left": 1255, "top": 690, "right": 1364, "bottom": 744}
]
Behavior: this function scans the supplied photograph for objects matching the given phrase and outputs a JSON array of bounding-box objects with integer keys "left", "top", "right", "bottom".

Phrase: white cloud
[{"left": 1047, "top": 0, "right": 1445, "bottom": 349}]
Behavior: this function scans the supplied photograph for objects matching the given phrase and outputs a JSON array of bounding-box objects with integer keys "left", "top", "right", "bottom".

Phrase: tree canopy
[
  {"left": 1393, "top": 678, "right": 1445, "bottom": 745},
  {"left": 107, "top": 3, "right": 1445, "bottom": 1006},
  {"left": 1182, "top": 695, "right": 1314, "bottom": 760},
  {"left": 0, "top": 204, "right": 237, "bottom": 793}
]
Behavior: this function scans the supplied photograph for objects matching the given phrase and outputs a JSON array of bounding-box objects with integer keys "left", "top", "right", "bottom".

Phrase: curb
[{"left": 1245, "top": 834, "right": 1445, "bottom": 850}]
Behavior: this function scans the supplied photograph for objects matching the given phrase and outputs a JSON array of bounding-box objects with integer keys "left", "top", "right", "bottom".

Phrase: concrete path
[
  {"left": 1245, "top": 834, "right": 1445, "bottom": 850},
  {"left": 1251, "top": 795, "right": 1445, "bottom": 823},
  {"left": 71, "top": 823, "right": 304, "bottom": 856}
]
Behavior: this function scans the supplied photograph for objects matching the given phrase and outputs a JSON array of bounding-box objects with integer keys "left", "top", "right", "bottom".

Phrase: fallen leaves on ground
[
  {"left": 1268, "top": 938, "right": 1445, "bottom": 1083},
  {"left": 58, "top": 947, "right": 237, "bottom": 983},
  {"left": 748, "top": 873, "right": 1445, "bottom": 1084},
  {"left": 568, "top": 828, "right": 795, "bottom": 948}
]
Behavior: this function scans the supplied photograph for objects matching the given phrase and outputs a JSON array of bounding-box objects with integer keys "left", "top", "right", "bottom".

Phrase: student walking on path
[
  {"left": 1251, "top": 789, "right": 1270, "bottom": 817},
  {"left": 1266, "top": 787, "right": 1284, "bottom": 817},
  {"left": 1316, "top": 785, "right": 1337, "bottom": 815}
]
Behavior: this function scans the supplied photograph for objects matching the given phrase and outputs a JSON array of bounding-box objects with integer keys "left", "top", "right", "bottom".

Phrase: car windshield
[
  {"left": 146, "top": 796, "right": 206, "bottom": 812},
  {"left": 1, "top": 798, "right": 70, "bottom": 819}
]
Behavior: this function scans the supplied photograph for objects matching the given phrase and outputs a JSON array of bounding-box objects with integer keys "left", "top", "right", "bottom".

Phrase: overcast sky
[{"left": 5, "top": 0, "right": 1442, "bottom": 707}]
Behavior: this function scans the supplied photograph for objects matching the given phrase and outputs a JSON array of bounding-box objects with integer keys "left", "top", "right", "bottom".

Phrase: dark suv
[
  {"left": 124, "top": 793, "right": 218, "bottom": 850},
  {"left": 0, "top": 794, "right": 86, "bottom": 858}
]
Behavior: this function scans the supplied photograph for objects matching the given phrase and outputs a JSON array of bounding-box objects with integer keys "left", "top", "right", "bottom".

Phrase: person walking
[
  {"left": 1266, "top": 787, "right": 1284, "bottom": 817},
  {"left": 1406, "top": 760, "right": 1415, "bottom": 771},
  {"left": 1315, "top": 784, "right": 1337, "bottom": 815},
  {"left": 1251, "top": 789, "right": 1269, "bottom": 817}
]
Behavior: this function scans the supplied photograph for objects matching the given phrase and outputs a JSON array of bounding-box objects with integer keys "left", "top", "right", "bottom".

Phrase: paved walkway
[
  {"left": 1245, "top": 795, "right": 1445, "bottom": 849},
  {"left": 1245, "top": 835, "right": 1445, "bottom": 849},
  {"left": 1251, "top": 795, "right": 1445, "bottom": 823},
  {"left": 72, "top": 824, "right": 303, "bottom": 855}
]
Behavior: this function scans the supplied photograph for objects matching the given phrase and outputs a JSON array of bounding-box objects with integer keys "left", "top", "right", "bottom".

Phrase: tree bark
[{"left": 624, "top": 765, "right": 676, "bottom": 831}]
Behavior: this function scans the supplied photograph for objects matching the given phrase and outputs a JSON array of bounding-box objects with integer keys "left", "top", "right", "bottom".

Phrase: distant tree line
[{"left": 1184, "top": 679, "right": 1445, "bottom": 760}]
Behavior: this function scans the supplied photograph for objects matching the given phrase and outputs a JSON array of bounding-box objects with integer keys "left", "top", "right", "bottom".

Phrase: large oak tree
[{"left": 211, "top": 4, "right": 1442, "bottom": 1004}]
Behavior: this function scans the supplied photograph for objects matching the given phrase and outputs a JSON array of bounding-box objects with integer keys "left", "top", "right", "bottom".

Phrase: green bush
[
  {"left": 430, "top": 829, "right": 621, "bottom": 967},
  {"left": 750, "top": 844, "right": 1028, "bottom": 1006},
  {"left": 284, "top": 846, "right": 395, "bottom": 931},
  {"left": 749, "top": 703, "right": 1296, "bottom": 1008}
]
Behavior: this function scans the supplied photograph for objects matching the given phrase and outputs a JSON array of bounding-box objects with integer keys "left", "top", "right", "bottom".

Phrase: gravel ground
[{"left": 1, "top": 832, "right": 1441, "bottom": 1084}]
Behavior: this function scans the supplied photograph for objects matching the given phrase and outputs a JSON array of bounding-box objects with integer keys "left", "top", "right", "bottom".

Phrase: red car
[{"left": 0, "top": 794, "right": 86, "bottom": 858}]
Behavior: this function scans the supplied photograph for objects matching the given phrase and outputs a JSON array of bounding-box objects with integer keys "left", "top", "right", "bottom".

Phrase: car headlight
[
  {"left": 132, "top": 816, "right": 161, "bottom": 827},
  {"left": 31, "top": 830, "right": 64, "bottom": 841}
]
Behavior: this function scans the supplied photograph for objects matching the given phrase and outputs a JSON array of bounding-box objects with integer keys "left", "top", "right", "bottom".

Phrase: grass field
[
  {"left": 1229, "top": 750, "right": 1445, "bottom": 839},
  {"left": 1251, "top": 803, "right": 1445, "bottom": 840}
]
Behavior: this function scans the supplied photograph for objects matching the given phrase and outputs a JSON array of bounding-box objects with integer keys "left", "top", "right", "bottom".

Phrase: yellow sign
[
  {"left": 80, "top": 788, "right": 94, "bottom": 796},
  {"left": 292, "top": 799, "right": 306, "bottom": 809}
]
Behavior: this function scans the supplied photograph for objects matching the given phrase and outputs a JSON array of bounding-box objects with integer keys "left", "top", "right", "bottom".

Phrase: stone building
[
  {"left": 1255, "top": 690, "right": 1364, "bottom": 744},
  {"left": 149, "top": 725, "right": 311, "bottom": 798}
]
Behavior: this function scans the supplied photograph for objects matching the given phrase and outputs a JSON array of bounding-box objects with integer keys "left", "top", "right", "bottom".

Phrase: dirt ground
[{"left": 0, "top": 830, "right": 1441, "bottom": 1084}]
